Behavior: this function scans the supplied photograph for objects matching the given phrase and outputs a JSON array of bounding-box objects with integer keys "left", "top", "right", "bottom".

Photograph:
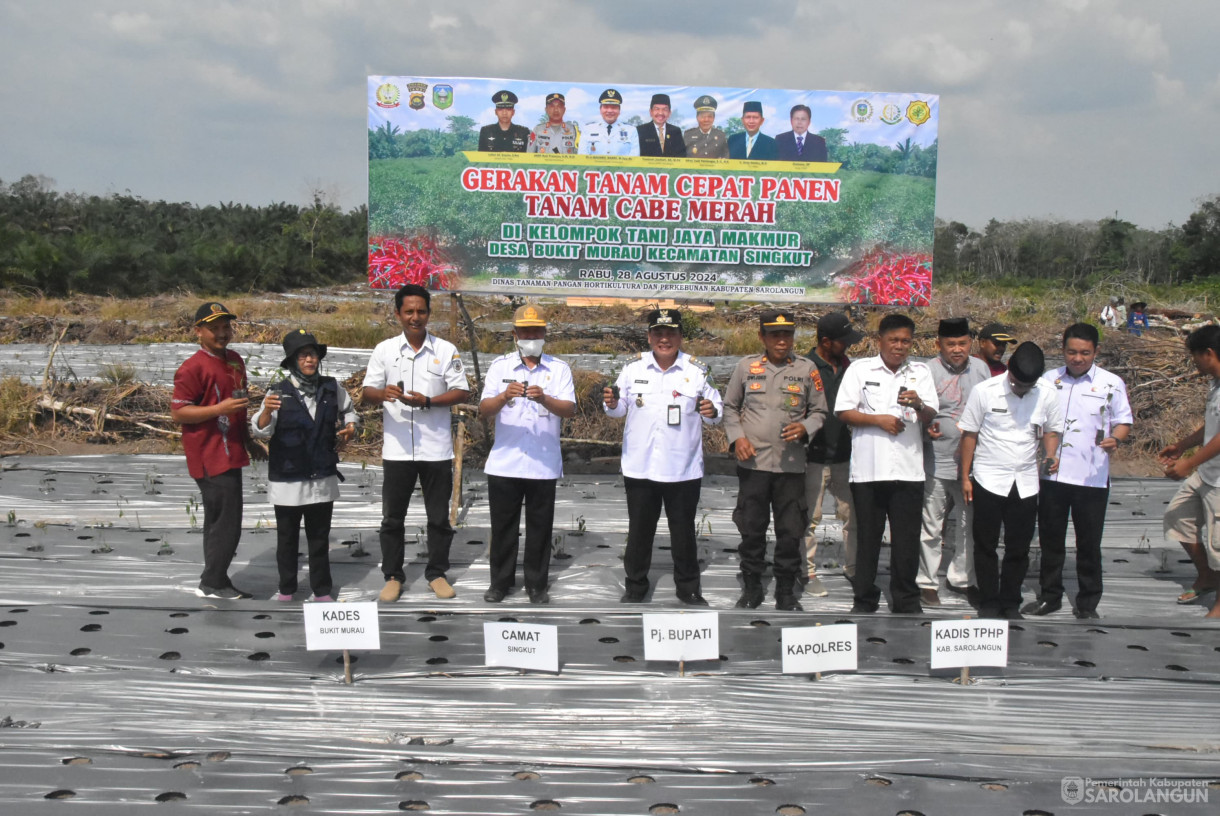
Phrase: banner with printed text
[{"left": 368, "top": 76, "right": 938, "bottom": 305}]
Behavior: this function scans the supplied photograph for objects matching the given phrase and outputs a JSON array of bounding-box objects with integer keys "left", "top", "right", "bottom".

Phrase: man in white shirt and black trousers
[
  {"left": 604, "top": 309, "right": 723, "bottom": 605},
  {"left": 959, "top": 341, "right": 1064, "bottom": 620},
  {"left": 479, "top": 305, "right": 577, "bottom": 605},
  {"left": 362, "top": 284, "right": 471, "bottom": 603},
  {"left": 835, "top": 313, "right": 939, "bottom": 614}
]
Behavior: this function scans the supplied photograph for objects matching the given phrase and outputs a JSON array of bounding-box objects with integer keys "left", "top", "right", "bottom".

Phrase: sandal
[{"left": 1177, "top": 586, "right": 1218, "bottom": 604}]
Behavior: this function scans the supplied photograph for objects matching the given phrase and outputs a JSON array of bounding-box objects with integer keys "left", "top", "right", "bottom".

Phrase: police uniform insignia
[
  {"left": 786, "top": 383, "right": 801, "bottom": 393},
  {"left": 749, "top": 364, "right": 765, "bottom": 375},
  {"left": 811, "top": 370, "right": 824, "bottom": 391},
  {"left": 748, "top": 382, "right": 762, "bottom": 391},
  {"left": 788, "top": 395, "right": 801, "bottom": 407}
]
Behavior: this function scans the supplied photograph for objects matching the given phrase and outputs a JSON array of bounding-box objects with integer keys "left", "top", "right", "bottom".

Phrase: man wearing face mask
[
  {"left": 604, "top": 308, "right": 723, "bottom": 606},
  {"left": 479, "top": 305, "right": 577, "bottom": 604}
]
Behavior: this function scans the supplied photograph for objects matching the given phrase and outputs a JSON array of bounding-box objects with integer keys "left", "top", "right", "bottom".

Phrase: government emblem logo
[
  {"left": 906, "top": 100, "right": 931, "bottom": 126},
  {"left": 851, "top": 99, "right": 873, "bottom": 123},
  {"left": 375, "top": 83, "right": 401, "bottom": 109},
  {"left": 407, "top": 82, "right": 428, "bottom": 111},
  {"left": 1060, "top": 777, "right": 1085, "bottom": 805},
  {"left": 879, "top": 103, "right": 902, "bottom": 125},
  {"left": 433, "top": 84, "right": 453, "bottom": 109}
]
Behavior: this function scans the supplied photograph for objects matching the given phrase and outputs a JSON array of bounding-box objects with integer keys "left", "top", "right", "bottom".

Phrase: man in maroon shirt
[{"left": 171, "top": 302, "right": 264, "bottom": 599}]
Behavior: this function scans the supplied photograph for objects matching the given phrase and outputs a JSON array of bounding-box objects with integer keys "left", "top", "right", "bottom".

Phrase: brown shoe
[
  {"left": 920, "top": 588, "right": 941, "bottom": 607},
  {"left": 378, "top": 579, "right": 403, "bottom": 603},
  {"left": 429, "top": 577, "right": 456, "bottom": 599}
]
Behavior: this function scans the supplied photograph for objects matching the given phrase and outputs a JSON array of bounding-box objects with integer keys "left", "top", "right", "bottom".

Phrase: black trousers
[
  {"left": 623, "top": 476, "right": 702, "bottom": 596},
  {"left": 274, "top": 502, "right": 334, "bottom": 597},
  {"left": 850, "top": 479, "right": 924, "bottom": 612},
  {"left": 1037, "top": 480, "right": 1108, "bottom": 612},
  {"left": 379, "top": 459, "right": 454, "bottom": 583},
  {"left": 487, "top": 474, "right": 556, "bottom": 593},
  {"left": 195, "top": 469, "right": 243, "bottom": 590},
  {"left": 732, "top": 467, "right": 806, "bottom": 588},
  {"left": 972, "top": 480, "right": 1038, "bottom": 614}
]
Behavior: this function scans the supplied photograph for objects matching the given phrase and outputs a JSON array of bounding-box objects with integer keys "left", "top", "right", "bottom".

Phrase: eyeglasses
[{"left": 296, "top": 349, "right": 320, "bottom": 360}]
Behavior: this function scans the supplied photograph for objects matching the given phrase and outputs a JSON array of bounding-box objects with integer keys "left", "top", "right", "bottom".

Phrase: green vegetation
[{"left": 0, "top": 176, "right": 366, "bottom": 296}]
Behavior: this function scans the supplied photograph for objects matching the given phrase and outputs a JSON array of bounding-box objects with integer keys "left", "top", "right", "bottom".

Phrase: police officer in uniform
[
  {"left": 724, "top": 310, "right": 828, "bottom": 611},
  {"left": 604, "top": 309, "right": 723, "bottom": 605},
  {"left": 529, "top": 92, "right": 580, "bottom": 154},
  {"left": 683, "top": 95, "right": 729, "bottom": 159},
  {"left": 479, "top": 306, "right": 577, "bottom": 604},
  {"left": 579, "top": 88, "right": 640, "bottom": 156},
  {"left": 478, "top": 90, "right": 531, "bottom": 152}
]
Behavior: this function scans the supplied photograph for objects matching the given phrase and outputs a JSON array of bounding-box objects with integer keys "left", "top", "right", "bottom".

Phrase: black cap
[
  {"left": 280, "top": 329, "right": 327, "bottom": 369},
  {"left": 817, "top": 312, "right": 863, "bottom": 345},
  {"left": 937, "top": 317, "right": 971, "bottom": 338},
  {"left": 599, "top": 89, "right": 623, "bottom": 106},
  {"left": 194, "top": 302, "right": 236, "bottom": 325},
  {"left": 647, "top": 308, "right": 682, "bottom": 332},
  {"left": 979, "top": 322, "right": 1016, "bottom": 343},
  {"left": 650, "top": 93, "right": 671, "bottom": 108},
  {"left": 1008, "top": 341, "right": 1045, "bottom": 384},
  {"left": 743, "top": 100, "right": 763, "bottom": 115},
  {"left": 760, "top": 309, "right": 797, "bottom": 332},
  {"left": 492, "top": 90, "right": 518, "bottom": 108},
  {"left": 545, "top": 92, "right": 565, "bottom": 104}
]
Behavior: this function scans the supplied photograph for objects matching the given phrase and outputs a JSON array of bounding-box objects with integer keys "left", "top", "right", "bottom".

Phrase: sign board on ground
[
  {"left": 929, "top": 619, "right": 1009, "bottom": 669},
  {"left": 781, "top": 623, "right": 858, "bottom": 674},
  {"left": 483, "top": 621, "right": 560, "bottom": 673},
  {"left": 642, "top": 612, "right": 720, "bottom": 662},
  {"left": 303, "top": 602, "right": 380, "bottom": 651}
]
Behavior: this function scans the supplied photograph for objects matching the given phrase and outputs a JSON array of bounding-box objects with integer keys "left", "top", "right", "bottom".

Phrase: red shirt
[{"left": 172, "top": 348, "right": 250, "bottom": 478}]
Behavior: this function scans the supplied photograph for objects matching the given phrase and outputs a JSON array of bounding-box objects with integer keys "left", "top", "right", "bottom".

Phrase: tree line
[
  {"left": 935, "top": 195, "right": 1220, "bottom": 288},
  {"left": 0, "top": 175, "right": 367, "bottom": 296}
]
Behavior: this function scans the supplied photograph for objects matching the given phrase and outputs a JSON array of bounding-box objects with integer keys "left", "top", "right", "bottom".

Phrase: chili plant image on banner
[{"left": 368, "top": 77, "right": 938, "bottom": 305}]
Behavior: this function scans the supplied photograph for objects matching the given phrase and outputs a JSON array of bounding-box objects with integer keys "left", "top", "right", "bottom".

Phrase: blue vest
[{"left": 268, "top": 378, "right": 341, "bottom": 483}]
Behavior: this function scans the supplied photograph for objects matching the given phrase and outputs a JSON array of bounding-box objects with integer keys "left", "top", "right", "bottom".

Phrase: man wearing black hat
[
  {"left": 478, "top": 90, "right": 531, "bottom": 152},
  {"left": 835, "top": 314, "right": 939, "bottom": 614},
  {"left": 603, "top": 309, "right": 723, "bottom": 605},
  {"left": 171, "top": 302, "right": 261, "bottom": 599},
  {"left": 579, "top": 89, "right": 639, "bottom": 156},
  {"left": 976, "top": 323, "right": 1016, "bottom": 377},
  {"left": 728, "top": 101, "right": 777, "bottom": 161},
  {"left": 801, "top": 312, "right": 864, "bottom": 597},
  {"left": 917, "top": 318, "right": 990, "bottom": 607},
  {"left": 637, "top": 93, "right": 686, "bottom": 157},
  {"left": 958, "top": 341, "right": 1064, "bottom": 619},
  {"left": 530, "top": 92, "right": 580, "bottom": 154},
  {"left": 775, "top": 105, "right": 829, "bottom": 163},
  {"left": 724, "top": 310, "right": 828, "bottom": 611},
  {"left": 684, "top": 95, "right": 729, "bottom": 159}
]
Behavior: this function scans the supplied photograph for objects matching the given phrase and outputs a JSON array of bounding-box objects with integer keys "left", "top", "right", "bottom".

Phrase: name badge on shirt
[
  {"left": 991, "top": 407, "right": 1008, "bottom": 413},
  {"left": 865, "top": 381, "right": 881, "bottom": 387},
  {"left": 668, "top": 404, "right": 681, "bottom": 426}
]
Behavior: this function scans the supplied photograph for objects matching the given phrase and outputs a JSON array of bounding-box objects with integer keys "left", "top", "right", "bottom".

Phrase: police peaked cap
[
  {"left": 1008, "top": 341, "right": 1045, "bottom": 384},
  {"left": 280, "top": 329, "right": 327, "bottom": 369},
  {"left": 545, "top": 92, "right": 565, "bottom": 104},
  {"left": 760, "top": 309, "right": 797, "bottom": 331}
]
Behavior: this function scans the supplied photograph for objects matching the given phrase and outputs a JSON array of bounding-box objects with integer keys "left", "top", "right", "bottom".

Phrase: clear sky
[{"left": 2, "top": 0, "right": 1215, "bottom": 230}]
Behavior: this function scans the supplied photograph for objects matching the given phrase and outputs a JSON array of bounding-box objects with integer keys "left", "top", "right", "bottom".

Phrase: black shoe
[
  {"left": 1003, "top": 608, "right": 1025, "bottom": 621},
  {"left": 735, "top": 585, "right": 764, "bottom": 609},
  {"left": 1074, "top": 609, "right": 1100, "bottom": 619},
  {"left": 196, "top": 584, "right": 252, "bottom": 600},
  {"left": 775, "top": 594, "right": 803, "bottom": 612},
  {"left": 891, "top": 605, "right": 924, "bottom": 615},
  {"left": 483, "top": 587, "right": 506, "bottom": 603},
  {"left": 848, "top": 603, "right": 876, "bottom": 614},
  {"left": 620, "top": 591, "right": 647, "bottom": 604},
  {"left": 1021, "top": 599, "right": 1062, "bottom": 616},
  {"left": 978, "top": 606, "right": 1003, "bottom": 619},
  {"left": 528, "top": 588, "right": 550, "bottom": 605},
  {"left": 676, "top": 590, "right": 709, "bottom": 606}
]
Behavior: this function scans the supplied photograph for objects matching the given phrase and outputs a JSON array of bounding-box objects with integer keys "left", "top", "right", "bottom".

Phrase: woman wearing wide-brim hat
[{"left": 251, "top": 330, "right": 359, "bottom": 602}]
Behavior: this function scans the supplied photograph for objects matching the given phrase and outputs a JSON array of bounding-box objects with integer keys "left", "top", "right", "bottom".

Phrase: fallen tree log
[{"left": 35, "top": 396, "right": 181, "bottom": 438}]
